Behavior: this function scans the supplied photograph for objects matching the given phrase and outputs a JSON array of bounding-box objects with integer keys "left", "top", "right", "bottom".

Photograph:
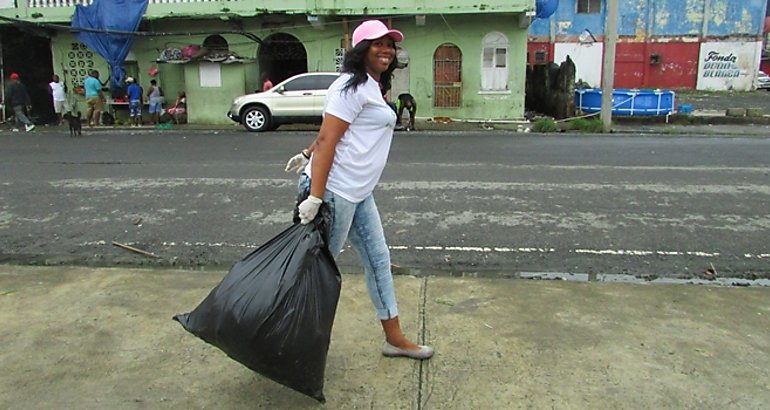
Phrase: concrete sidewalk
[{"left": 1, "top": 266, "right": 768, "bottom": 409}]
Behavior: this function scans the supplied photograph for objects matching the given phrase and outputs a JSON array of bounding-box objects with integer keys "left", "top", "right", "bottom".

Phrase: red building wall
[
  {"left": 527, "top": 42, "right": 555, "bottom": 66},
  {"left": 529, "top": 41, "right": 699, "bottom": 89},
  {"left": 614, "top": 42, "right": 700, "bottom": 89}
]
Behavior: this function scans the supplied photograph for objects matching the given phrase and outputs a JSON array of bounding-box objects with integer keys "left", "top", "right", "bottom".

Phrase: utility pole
[
  {"left": 0, "top": 38, "right": 5, "bottom": 124},
  {"left": 601, "top": 0, "right": 619, "bottom": 133}
]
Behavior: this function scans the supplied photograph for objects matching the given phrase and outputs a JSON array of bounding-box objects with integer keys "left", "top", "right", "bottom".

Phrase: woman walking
[{"left": 286, "top": 19, "right": 433, "bottom": 360}]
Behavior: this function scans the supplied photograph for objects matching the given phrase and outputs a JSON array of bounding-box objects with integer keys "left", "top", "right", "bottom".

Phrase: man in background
[
  {"left": 48, "top": 74, "right": 70, "bottom": 125},
  {"left": 4, "top": 72, "right": 36, "bottom": 132},
  {"left": 146, "top": 79, "right": 163, "bottom": 125},
  {"left": 84, "top": 70, "right": 105, "bottom": 127}
]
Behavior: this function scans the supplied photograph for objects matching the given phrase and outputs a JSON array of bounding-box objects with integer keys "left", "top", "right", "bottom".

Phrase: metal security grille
[
  {"left": 334, "top": 48, "right": 345, "bottom": 72},
  {"left": 433, "top": 44, "right": 462, "bottom": 108},
  {"left": 66, "top": 42, "right": 95, "bottom": 90}
]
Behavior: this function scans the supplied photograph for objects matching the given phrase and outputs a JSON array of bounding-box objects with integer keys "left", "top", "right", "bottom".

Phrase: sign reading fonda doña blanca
[{"left": 696, "top": 41, "right": 762, "bottom": 91}]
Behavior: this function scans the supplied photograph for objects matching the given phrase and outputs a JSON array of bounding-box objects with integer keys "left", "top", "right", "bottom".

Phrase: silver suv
[
  {"left": 227, "top": 72, "right": 340, "bottom": 132},
  {"left": 757, "top": 71, "right": 770, "bottom": 91}
]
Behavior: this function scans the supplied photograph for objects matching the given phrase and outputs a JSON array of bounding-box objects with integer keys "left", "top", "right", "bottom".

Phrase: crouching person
[{"left": 396, "top": 93, "right": 416, "bottom": 131}]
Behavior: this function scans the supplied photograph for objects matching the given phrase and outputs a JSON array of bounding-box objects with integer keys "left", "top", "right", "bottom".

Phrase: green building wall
[
  {"left": 3, "top": 0, "right": 532, "bottom": 23},
  {"left": 48, "top": 13, "right": 528, "bottom": 125}
]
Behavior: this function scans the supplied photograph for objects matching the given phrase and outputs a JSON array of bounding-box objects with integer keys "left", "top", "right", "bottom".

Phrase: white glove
[
  {"left": 285, "top": 151, "right": 310, "bottom": 173},
  {"left": 298, "top": 195, "right": 323, "bottom": 224}
]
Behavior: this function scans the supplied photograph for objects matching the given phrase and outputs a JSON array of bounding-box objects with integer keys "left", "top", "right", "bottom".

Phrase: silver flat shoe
[{"left": 382, "top": 341, "right": 435, "bottom": 360}]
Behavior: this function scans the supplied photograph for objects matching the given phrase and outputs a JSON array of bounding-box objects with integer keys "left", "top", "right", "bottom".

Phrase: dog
[{"left": 63, "top": 111, "right": 82, "bottom": 137}]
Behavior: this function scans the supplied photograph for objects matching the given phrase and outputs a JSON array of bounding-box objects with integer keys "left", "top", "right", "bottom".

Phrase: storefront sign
[{"left": 697, "top": 42, "right": 761, "bottom": 91}]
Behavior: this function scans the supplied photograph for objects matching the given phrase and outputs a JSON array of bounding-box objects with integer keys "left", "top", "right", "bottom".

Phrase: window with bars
[
  {"left": 577, "top": 0, "right": 602, "bottom": 14},
  {"left": 433, "top": 44, "right": 462, "bottom": 108},
  {"left": 335, "top": 48, "right": 345, "bottom": 72}
]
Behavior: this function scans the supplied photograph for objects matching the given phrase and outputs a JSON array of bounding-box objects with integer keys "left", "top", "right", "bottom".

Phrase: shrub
[
  {"left": 567, "top": 117, "right": 604, "bottom": 133},
  {"left": 531, "top": 118, "right": 560, "bottom": 133}
]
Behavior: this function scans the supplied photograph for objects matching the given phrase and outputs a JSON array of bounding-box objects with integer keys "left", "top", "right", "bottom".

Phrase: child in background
[{"left": 126, "top": 77, "right": 143, "bottom": 127}]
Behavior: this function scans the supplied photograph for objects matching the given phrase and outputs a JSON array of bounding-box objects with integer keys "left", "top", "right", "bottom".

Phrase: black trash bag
[
  {"left": 174, "top": 208, "right": 341, "bottom": 403},
  {"left": 101, "top": 111, "right": 115, "bottom": 125}
]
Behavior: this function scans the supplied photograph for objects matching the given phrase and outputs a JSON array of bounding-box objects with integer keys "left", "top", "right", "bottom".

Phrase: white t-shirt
[
  {"left": 305, "top": 73, "right": 397, "bottom": 203},
  {"left": 49, "top": 81, "right": 66, "bottom": 102}
]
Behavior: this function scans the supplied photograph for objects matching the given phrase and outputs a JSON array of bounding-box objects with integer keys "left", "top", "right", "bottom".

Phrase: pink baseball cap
[
  {"left": 9, "top": 72, "right": 19, "bottom": 79},
  {"left": 352, "top": 19, "right": 404, "bottom": 47}
]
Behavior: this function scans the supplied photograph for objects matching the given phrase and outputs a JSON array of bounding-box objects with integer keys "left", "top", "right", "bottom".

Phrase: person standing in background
[
  {"left": 84, "top": 70, "right": 105, "bottom": 127},
  {"left": 48, "top": 74, "right": 70, "bottom": 125},
  {"left": 4, "top": 72, "right": 36, "bottom": 132},
  {"left": 125, "top": 77, "right": 143, "bottom": 127},
  {"left": 261, "top": 72, "right": 274, "bottom": 92},
  {"left": 146, "top": 79, "right": 163, "bottom": 125}
]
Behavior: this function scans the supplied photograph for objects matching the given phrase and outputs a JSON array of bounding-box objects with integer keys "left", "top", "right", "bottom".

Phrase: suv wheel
[{"left": 242, "top": 106, "right": 271, "bottom": 132}]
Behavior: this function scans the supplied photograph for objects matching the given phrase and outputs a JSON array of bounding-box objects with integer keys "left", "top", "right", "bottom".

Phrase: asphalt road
[{"left": 1, "top": 128, "right": 768, "bottom": 279}]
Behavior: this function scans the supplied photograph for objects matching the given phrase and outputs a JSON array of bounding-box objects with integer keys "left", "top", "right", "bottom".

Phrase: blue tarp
[{"left": 72, "top": 0, "right": 148, "bottom": 91}]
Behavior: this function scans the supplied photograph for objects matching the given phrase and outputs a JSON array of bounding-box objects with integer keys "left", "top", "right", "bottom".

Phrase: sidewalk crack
[{"left": 417, "top": 276, "right": 431, "bottom": 409}]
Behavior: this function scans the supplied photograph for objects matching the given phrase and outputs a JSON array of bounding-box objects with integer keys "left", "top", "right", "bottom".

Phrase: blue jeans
[
  {"left": 298, "top": 173, "right": 398, "bottom": 320},
  {"left": 12, "top": 105, "right": 32, "bottom": 126},
  {"left": 128, "top": 100, "right": 141, "bottom": 117},
  {"left": 148, "top": 101, "right": 162, "bottom": 114}
]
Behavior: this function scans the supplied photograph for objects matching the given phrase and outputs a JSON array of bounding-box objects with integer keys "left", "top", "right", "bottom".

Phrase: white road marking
[
  {"left": 423, "top": 164, "right": 770, "bottom": 172},
  {"left": 79, "top": 240, "right": 767, "bottom": 259},
  {"left": 47, "top": 177, "right": 770, "bottom": 195}
]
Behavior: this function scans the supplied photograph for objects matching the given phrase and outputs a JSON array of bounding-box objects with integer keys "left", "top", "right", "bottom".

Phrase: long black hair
[{"left": 341, "top": 39, "right": 399, "bottom": 94}]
